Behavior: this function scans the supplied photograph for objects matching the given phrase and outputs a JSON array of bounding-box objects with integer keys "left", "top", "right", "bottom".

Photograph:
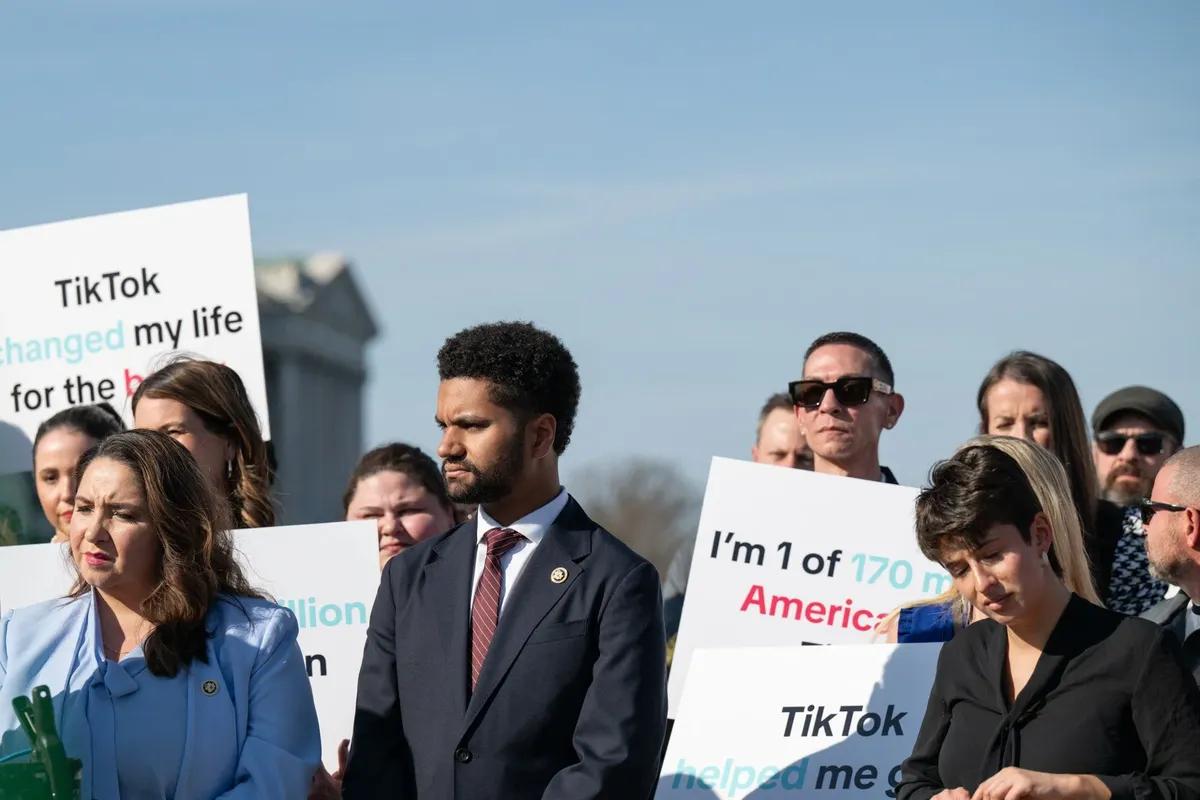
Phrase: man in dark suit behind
[
  {"left": 1141, "top": 445, "right": 1200, "bottom": 684},
  {"left": 341, "top": 321, "right": 668, "bottom": 800}
]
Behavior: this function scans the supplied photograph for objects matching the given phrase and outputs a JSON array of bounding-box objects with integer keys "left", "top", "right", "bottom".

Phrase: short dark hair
[
  {"left": 437, "top": 321, "right": 581, "bottom": 455},
  {"left": 343, "top": 443, "right": 451, "bottom": 514},
  {"left": 915, "top": 445, "right": 1041, "bottom": 566},
  {"left": 804, "top": 332, "right": 895, "bottom": 386},
  {"left": 757, "top": 393, "right": 794, "bottom": 440},
  {"left": 33, "top": 402, "right": 125, "bottom": 457}
]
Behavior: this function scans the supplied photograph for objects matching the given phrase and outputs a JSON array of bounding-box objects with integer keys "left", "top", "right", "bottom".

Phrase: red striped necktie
[{"left": 470, "top": 527, "right": 526, "bottom": 689}]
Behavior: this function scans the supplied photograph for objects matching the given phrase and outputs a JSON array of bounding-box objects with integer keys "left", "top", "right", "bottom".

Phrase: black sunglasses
[
  {"left": 788, "top": 376, "right": 893, "bottom": 410},
  {"left": 1140, "top": 499, "right": 1191, "bottom": 525},
  {"left": 1095, "top": 431, "right": 1166, "bottom": 456}
]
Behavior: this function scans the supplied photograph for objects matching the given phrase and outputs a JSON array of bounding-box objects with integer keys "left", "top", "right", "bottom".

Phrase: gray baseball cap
[{"left": 1092, "top": 386, "right": 1184, "bottom": 444}]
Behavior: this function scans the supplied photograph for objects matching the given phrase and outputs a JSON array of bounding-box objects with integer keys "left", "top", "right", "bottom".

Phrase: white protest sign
[
  {"left": 0, "top": 540, "right": 74, "bottom": 609},
  {"left": 0, "top": 194, "right": 269, "bottom": 473},
  {"left": 669, "top": 458, "right": 949, "bottom": 717},
  {"left": 657, "top": 643, "right": 941, "bottom": 799},
  {"left": 0, "top": 520, "right": 379, "bottom": 768}
]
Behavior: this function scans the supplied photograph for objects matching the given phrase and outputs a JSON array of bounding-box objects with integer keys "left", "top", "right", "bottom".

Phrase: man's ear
[
  {"left": 884, "top": 393, "right": 905, "bottom": 430},
  {"left": 1185, "top": 507, "right": 1200, "bottom": 551},
  {"left": 529, "top": 413, "right": 558, "bottom": 460},
  {"left": 750, "top": 444, "right": 760, "bottom": 461}
]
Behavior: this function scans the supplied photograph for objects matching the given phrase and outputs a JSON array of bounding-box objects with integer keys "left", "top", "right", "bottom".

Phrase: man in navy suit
[{"left": 341, "top": 321, "right": 668, "bottom": 800}]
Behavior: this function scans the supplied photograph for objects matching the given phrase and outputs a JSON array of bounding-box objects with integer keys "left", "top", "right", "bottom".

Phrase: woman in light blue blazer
[{"left": 0, "top": 429, "right": 321, "bottom": 799}]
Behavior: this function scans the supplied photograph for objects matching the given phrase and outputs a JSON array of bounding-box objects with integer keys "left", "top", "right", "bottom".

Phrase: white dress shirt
[
  {"left": 1186, "top": 600, "right": 1200, "bottom": 642},
  {"left": 471, "top": 487, "right": 570, "bottom": 619}
]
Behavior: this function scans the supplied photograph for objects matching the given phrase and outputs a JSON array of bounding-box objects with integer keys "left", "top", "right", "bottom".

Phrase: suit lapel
[
  {"left": 58, "top": 597, "right": 96, "bottom": 799},
  {"left": 461, "top": 499, "right": 593, "bottom": 734},
  {"left": 425, "top": 523, "right": 478, "bottom": 719},
  {"left": 1182, "top": 626, "right": 1200, "bottom": 678},
  {"left": 1178, "top": 602, "right": 1200, "bottom": 682},
  {"left": 175, "top": 654, "right": 236, "bottom": 799},
  {"left": 1151, "top": 595, "right": 1193, "bottom": 671},
  {"left": 1169, "top": 601, "right": 1189, "bottom": 642},
  {"left": 1145, "top": 593, "right": 1188, "bottom": 626}
]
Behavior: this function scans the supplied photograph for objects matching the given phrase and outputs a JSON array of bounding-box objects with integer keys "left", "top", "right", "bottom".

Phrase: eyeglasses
[
  {"left": 1140, "top": 499, "right": 1191, "bottom": 524},
  {"left": 1095, "top": 431, "right": 1166, "bottom": 456},
  {"left": 788, "top": 376, "right": 893, "bottom": 410}
]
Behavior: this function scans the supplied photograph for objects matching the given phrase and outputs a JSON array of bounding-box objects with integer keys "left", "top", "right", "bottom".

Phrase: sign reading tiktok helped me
[
  {"left": 657, "top": 644, "right": 940, "bottom": 799},
  {"left": 0, "top": 521, "right": 379, "bottom": 768},
  {"left": 668, "top": 458, "right": 949, "bottom": 716},
  {"left": 0, "top": 194, "right": 270, "bottom": 473}
]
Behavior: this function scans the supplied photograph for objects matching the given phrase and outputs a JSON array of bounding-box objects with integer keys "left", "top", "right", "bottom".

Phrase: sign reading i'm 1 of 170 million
[{"left": 667, "top": 458, "right": 951, "bottom": 717}]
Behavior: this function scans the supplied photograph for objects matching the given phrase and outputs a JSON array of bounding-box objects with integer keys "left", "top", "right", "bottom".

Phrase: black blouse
[{"left": 897, "top": 594, "right": 1200, "bottom": 800}]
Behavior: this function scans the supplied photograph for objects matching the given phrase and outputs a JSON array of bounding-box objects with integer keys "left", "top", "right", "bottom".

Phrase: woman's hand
[
  {"left": 932, "top": 787, "right": 972, "bottom": 800},
  {"left": 972, "top": 769, "right": 1108, "bottom": 800},
  {"left": 308, "top": 739, "right": 350, "bottom": 800}
]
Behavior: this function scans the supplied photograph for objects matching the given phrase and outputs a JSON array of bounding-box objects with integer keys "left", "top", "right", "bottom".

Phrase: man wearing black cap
[
  {"left": 1092, "top": 386, "right": 1186, "bottom": 615},
  {"left": 1093, "top": 386, "right": 1185, "bottom": 506}
]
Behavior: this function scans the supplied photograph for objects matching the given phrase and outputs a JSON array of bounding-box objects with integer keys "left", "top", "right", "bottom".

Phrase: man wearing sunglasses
[
  {"left": 1091, "top": 386, "right": 1185, "bottom": 615},
  {"left": 789, "top": 331, "right": 904, "bottom": 484},
  {"left": 1140, "top": 446, "right": 1200, "bottom": 684},
  {"left": 1093, "top": 386, "right": 1185, "bottom": 507}
]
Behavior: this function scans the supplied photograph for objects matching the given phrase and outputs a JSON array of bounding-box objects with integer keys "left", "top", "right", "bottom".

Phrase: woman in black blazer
[{"left": 897, "top": 436, "right": 1200, "bottom": 800}]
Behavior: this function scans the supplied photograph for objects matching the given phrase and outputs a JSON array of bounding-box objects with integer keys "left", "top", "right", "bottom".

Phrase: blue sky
[{"left": 2, "top": 2, "right": 1197, "bottom": 492}]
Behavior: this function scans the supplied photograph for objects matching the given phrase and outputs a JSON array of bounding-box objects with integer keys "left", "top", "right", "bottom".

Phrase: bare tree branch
[{"left": 571, "top": 457, "right": 701, "bottom": 579}]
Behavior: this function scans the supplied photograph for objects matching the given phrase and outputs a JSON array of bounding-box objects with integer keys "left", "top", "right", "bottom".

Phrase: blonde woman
[{"left": 876, "top": 435, "right": 1100, "bottom": 643}]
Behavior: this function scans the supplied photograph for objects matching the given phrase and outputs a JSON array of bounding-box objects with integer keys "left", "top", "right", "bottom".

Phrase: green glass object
[{"left": 0, "top": 686, "right": 81, "bottom": 799}]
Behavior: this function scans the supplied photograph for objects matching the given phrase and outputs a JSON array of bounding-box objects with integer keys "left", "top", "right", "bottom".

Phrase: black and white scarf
[{"left": 1106, "top": 505, "right": 1168, "bottom": 616}]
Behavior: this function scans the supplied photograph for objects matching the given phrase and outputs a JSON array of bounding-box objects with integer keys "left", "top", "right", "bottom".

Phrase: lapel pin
[
  {"left": 550, "top": 567, "right": 568, "bottom": 584},
  {"left": 201, "top": 679, "right": 219, "bottom": 697}
]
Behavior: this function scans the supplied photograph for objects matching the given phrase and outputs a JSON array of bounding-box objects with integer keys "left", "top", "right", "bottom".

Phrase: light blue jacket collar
[{"left": 18, "top": 590, "right": 246, "bottom": 800}]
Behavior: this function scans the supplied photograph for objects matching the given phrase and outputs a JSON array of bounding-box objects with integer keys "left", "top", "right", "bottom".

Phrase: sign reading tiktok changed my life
[
  {"left": 0, "top": 521, "right": 378, "bottom": 769},
  {"left": 0, "top": 194, "right": 270, "bottom": 473},
  {"left": 657, "top": 644, "right": 940, "bottom": 799},
  {"left": 668, "top": 458, "right": 950, "bottom": 717}
]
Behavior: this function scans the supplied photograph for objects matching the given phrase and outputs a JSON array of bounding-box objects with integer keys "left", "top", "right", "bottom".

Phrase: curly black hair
[{"left": 437, "top": 321, "right": 581, "bottom": 455}]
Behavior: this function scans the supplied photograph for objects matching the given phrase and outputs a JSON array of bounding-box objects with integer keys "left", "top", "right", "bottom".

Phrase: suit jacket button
[{"left": 454, "top": 747, "right": 472, "bottom": 764}]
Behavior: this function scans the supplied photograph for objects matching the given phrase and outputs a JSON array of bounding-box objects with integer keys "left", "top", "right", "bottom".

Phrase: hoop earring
[
  {"left": 1042, "top": 551, "right": 1051, "bottom": 568},
  {"left": 226, "top": 460, "right": 233, "bottom": 480}
]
